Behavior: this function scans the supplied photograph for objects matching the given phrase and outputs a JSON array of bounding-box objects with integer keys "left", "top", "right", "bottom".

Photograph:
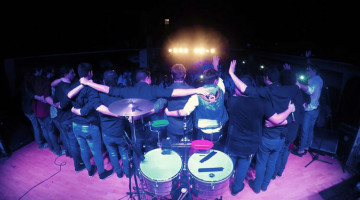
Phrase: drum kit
[{"left": 109, "top": 98, "right": 233, "bottom": 200}]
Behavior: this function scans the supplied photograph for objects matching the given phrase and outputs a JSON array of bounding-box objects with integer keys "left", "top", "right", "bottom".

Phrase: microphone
[{"left": 291, "top": 112, "right": 296, "bottom": 122}]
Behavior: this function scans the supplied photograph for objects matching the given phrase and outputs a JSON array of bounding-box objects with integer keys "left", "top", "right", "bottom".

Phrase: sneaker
[
  {"left": 88, "top": 165, "right": 97, "bottom": 177},
  {"left": 249, "top": 180, "right": 260, "bottom": 194},
  {"left": 39, "top": 143, "right": 49, "bottom": 149},
  {"left": 99, "top": 169, "right": 113, "bottom": 180},
  {"left": 231, "top": 183, "right": 245, "bottom": 196},
  {"left": 75, "top": 163, "right": 86, "bottom": 172},
  {"left": 291, "top": 149, "right": 306, "bottom": 157}
]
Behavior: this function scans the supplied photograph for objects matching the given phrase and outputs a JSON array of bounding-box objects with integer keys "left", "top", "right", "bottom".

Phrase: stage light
[
  {"left": 242, "top": 60, "right": 246, "bottom": 64},
  {"left": 184, "top": 48, "right": 189, "bottom": 53},
  {"left": 179, "top": 48, "right": 183, "bottom": 53},
  {"left": 194, "top": 48, "right": 199, "bottom": 54},
  {"left": 200, "top": 75, "right": 204, "bottom": 79},
  {"left": 199, "top": 48, "right": 205, "bottom": 54},
  {"left": 174, "top": 48, "right": 178, "bottom": 53},
  {"left": 299, "top": 75, "right": 305, "bottom": 80},
  {"left": 206, "top": 49, "right": 209, "bottom": 53},
  {"left": 260, "top": 65, "right": 264, "bottom": 69},
  {"left": 168, "top": 49, "right": 172, "bottom": 53},
  {"left": 210, "top": 48, "right": 215, "bottom": 54}
]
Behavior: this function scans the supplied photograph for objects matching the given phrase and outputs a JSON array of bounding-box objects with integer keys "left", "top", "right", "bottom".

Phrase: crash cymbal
[{"left": 108, "top": 98, "right": 154, "bottom": 117}]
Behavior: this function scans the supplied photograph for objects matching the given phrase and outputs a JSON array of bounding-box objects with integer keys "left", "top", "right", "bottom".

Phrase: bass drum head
[
  {"left": 140, "top": 148, "right": 182, "bottom": 181},
  {"left": 188, "top": 150, "right": 233, "bottom": 183}
]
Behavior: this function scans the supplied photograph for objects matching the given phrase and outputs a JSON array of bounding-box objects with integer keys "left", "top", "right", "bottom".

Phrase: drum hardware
[
  {"left": 109, "top": 98, "right": 154, "bottom": 200},
  {"left": 150, "top": 119, "right": 169, "bottom": 148}
]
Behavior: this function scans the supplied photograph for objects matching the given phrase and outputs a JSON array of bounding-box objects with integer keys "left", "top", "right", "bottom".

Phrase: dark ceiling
[{"left": 2, "top": 1, "right": 359, "bottom": 65}]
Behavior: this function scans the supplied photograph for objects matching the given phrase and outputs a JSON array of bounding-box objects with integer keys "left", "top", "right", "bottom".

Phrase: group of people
[{"left": 22, "top": 52, "right": 323, "bottom": 195}]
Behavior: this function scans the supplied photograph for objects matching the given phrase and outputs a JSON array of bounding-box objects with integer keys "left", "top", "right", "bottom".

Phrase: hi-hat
[{"left": 108, "top": 98, "right": 154, "bottom": 117}]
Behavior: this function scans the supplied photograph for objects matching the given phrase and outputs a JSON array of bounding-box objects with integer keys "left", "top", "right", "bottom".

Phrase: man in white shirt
[{"left": 292, "top": 64, "right": 323, "bottom": 156}]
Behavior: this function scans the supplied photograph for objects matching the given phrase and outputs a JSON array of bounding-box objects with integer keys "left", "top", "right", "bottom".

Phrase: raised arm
[
  {"left": 164, "top": 108, "right": 188, "bottom": 117},
  {"left": 80, "top": 78, "right": 109, "bottom": 94},
  {"left": 228, "top": 60, "right": 247, "bottom": 93},
  {"left": 212, "top": 55, "right": 220, "bottom": 72}
]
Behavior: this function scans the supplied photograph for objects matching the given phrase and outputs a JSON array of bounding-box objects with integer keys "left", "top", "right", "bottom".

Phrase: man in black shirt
[
  {"left": 166, "top": 64, "right": 194, "bottom": 142},
  {"left": 95, "top": 70, "right": 130, "bottom": 178},
  {"left": 226, "top": 75, "right": 295, "bottom": 195},
  {"left": 229, "top": 60, "right": 298, "bottom": 193},
  {"left": 68, "top": 63, "right": 113, "bottom": 180},
  {"left": 52, "top": 65, "right": 85, "bottom": 172}
]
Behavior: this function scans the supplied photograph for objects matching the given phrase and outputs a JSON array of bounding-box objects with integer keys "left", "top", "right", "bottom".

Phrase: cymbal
[{"left": 108, "top": 98, "right": 154, "bottom": 117}]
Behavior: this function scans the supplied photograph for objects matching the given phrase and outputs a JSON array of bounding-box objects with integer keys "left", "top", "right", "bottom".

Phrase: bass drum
[
  {"left": 140, "top": 148, "right": 183, "bottom": 196},
  {"left": 188, "top": 150, "right": 233, "bottom": 199}
]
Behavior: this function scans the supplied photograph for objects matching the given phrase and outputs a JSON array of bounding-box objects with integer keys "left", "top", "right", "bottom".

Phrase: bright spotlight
[
  {"left": 184, "top": 48, "right": 189, "bottom": 53},
  {"left": 210, "top": 48, "right": 215, "bottom": 54},
  {"left": 174, "top": 48, "right": 178, "bottom": 53},
  {"left": 260, "top": 65, "right": 264, "bottom": 69},
  {"left": 242, "top": 60, "right": 246, "bottom": 64},
  {"left": 206, "top": 49, "right": 209, "bottom": 53},
  {"left": 179, "top": 48, "right": 183, "bottom": 53},
  {"left": 199, "top": 48, "right": 205, "bottom": 54},
  {"left": 299, "top": 75, "right": 305, "bottom": 80},
  {"left": 168, "top": 49, "right": 172, "bottom": 53},
  {"left": 194, "top": 48, "right": 199, "bottom": 54}
]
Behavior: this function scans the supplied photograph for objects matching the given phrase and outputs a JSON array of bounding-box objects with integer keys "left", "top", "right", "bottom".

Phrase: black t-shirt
[
  {"left": 54, "top": 81, "right": 72, "bottom": 122},
  {"left": 98, "top": 92, "right": 126, "bottom": 137},
  {"left": 227, "top": 95, "right": 275, "bottom": 155}
]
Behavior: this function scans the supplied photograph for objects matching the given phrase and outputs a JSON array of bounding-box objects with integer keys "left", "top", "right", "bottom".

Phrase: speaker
[
  {"left": 336, "top": 123, "right": 360, "bottom": 173},
  {"left": 310, "top": 127, "right": 339, "bottom": 154}
]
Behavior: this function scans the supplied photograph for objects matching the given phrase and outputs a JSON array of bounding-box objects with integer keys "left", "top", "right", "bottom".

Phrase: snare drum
[
  {"left": 140, "top": 148, "right": 183, "bottom": 196},
  {"left": 188, "top": 150, "right": 233, "bottom": 199}
]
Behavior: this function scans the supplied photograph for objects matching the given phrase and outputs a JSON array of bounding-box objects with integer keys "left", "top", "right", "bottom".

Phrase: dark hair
[
  {"left": 59, "top": 64, "right": 74, "bottom": 77},
  {"left": 280, "top": 70, "right": 296, "bottom": 85},
  {"left": 264, "top": 66, "right": 280, "bottom": 83},
  {"left": 77, "top": 62, "right": 92, "bottom": 78},
  {"left": 103, "top": 70, "right": 118, "bottom": 86},
  {"left": 202, "top": 68, "right": 219, "bottom": 85},
  {"left": 135, "top": 69, "right": 150, "bottom": 82},
  {"left": 171, "top": 64, "right": 186, "bottom": 81}
]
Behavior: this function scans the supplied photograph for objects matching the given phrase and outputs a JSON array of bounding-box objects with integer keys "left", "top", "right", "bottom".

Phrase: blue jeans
[
  {"left": 230, "top": 153, "right": 254, "bottom": 191},
  {"left": 37, "top": 116, "right": 58, "bottom": 151},
  {"left": 253, "top": 137, "right": 285, "bottom": 192},
  {"left": 73, "top": 122, "right": 105, "bottom": 174},
  {"left": 103, "top": 133, "right": 130, "bottom": 177},
  {"left": 274, "top": 123, "right": 300, "bottom": 177},
  {"left": 299, "top": 109, "right": 319, "bottom": 152},
  {"left": 63, "top": 120, "right": 83, "bottom": 168},
  {"left": 48, "top": 118, "right": 62, "bottom": 154},
  {"left": 53, "top": 118, "right": 71, "bottom": 153},
  {"left": 24, "top": 113, "right": 43, "bottom": 147}
]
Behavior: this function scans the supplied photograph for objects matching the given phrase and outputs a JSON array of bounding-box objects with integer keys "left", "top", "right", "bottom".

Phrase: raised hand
[
  {"left": 212, "top": 55, "right": 220, "bottom": 71},
  {"left": 283, "top": 63, "right": 291, "bottom": 70},
  {"left": 229, "top": 60, "right": 237, "bottom": 74}
]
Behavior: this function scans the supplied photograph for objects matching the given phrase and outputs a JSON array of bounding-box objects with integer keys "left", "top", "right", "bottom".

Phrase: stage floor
[{"left": 0, "top": 142, "right": 352, "bottom": 200}]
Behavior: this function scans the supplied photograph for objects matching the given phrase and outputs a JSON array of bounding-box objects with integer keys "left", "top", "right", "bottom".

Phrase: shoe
[
  {"left": 116, "top": 169, "right": 124, "bottom": 178},
  {"left": 291, "top": 149, "right": 307, "bottom": 157},
  {"left": 231, "top": 183, "right": 245, "bottom": 196},
  {"left": 39, "top": 143, "right": 49, "bottom": 149},
  {"left": 88, "top": 165, "right": 97, "bottom": 177},
  {"left": 75, "top": 163, "right": 86, "bottom": 172},
  {"left": 249, "top": 180, "right": 260, "bottom": 194},
  {"left": 99, "top": 169, "right": 113, "bottom": 180}
]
